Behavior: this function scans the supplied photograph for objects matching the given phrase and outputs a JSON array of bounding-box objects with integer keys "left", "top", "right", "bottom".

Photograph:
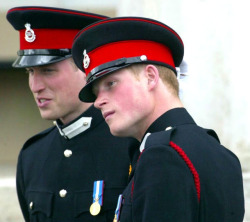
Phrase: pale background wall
[{"left": 0, "top": 0, "right": 249, "bottom": 221}]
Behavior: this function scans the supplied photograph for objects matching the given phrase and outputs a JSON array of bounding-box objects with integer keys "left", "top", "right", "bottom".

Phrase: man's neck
[{"left": 60, "top": 103, "right": 93, "bottom": 125}]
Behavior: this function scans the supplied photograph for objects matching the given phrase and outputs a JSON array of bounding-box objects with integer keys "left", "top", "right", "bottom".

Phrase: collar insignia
[{"left": 54, "top": 117, "right": 92, "bottom": 139}]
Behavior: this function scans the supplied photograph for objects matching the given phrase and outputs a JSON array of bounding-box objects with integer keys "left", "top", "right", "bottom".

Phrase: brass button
[
  {"left": 165, "top": 126, "right": 172, "bottom": 131},
  {"left": 59, "top": 189, "right": 67, "bottom": 198},
  {"left": 29, "top": 201, "right": 33, "bottom": 209},
  {"left": 64, "top": 149, "right": 72, "bottom": 158}
]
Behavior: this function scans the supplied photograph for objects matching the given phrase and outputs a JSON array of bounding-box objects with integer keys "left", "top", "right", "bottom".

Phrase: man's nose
[
  {"left": 94, "top": 92, "right": 107, "bottom": 110},
  {"left": 29, "top": 73, "right": 45, "bottom": 93}
]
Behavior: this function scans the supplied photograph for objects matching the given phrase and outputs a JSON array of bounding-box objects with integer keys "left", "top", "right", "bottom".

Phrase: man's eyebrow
[{"left": 92, "top": 83, "right": 99, "bottom": 96}]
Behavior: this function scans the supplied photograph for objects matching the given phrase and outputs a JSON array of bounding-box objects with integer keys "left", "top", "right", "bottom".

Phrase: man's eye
[
  {"left": 26, "top": 69, "right": 34, "bottom": 75},
  {"left": 42, "top": 68, "right": 53, "bottom": 73},
  {"left": 108, "top": 81, "right": 116, "bottom": 87}
]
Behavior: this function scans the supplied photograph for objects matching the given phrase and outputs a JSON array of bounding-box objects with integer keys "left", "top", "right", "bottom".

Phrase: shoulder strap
[
  {"left": 203, "top": 128, "right": 220, "bottom": 143},
  {"left": 22, "top": 126, "right": 55, "bottom": 150}
]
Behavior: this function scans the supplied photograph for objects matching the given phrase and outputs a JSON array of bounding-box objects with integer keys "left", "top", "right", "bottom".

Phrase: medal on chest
[
  {"left": 113, "top": 194, "right": 123, "bottom": 222},
  {"left": 90, "top": 180, "right": 104, "bottom": 216}
]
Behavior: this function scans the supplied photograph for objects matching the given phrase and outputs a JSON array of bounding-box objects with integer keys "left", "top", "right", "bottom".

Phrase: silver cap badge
[
  {"left": 83, "top": 50, "right": 90, "bottom": 69},
  {"left": 25, "top": 23, "right": 36, "bottom": 43}
]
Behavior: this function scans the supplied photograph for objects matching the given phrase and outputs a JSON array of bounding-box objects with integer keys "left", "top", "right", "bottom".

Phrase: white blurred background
[{"left": 0, "top": 0, "right": 249, "bottom": 221}]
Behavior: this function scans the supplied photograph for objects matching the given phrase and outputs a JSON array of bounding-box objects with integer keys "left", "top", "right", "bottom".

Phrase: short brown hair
[
  {"left": 68, "top": 57, "right": 79, "bottom": 71},
  {"left": 126, "top": 64, "right": 179, "bottom": 96}
]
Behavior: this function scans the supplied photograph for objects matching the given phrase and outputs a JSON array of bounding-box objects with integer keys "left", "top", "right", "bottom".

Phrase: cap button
[{"left": 140, "top": 55, "right": 147, "bottom": 61}]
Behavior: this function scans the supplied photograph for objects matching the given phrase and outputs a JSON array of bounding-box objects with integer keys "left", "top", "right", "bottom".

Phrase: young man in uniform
[
  {"left": 72, "top": 17, "right": 245, "bottom": 221},
  {"left": 7, "top": 7, "right": 138, "bottom": 222}
]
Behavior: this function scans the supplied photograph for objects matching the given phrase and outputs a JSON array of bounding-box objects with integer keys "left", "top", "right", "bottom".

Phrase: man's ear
[{"left": 145, "top": 64, "right": 159, "bottom": 90}]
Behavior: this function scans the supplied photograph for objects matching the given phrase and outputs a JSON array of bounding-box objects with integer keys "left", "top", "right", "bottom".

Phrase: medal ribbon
[
  {"left": 114, "top": 194, "right": 123, "bottom": 221},
  {"left": 93, "top": 180, "right": 104, "bottom": 205}
]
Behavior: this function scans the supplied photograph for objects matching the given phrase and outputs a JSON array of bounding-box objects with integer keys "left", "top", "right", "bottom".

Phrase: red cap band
[
  {"left": 19, "top": 28, "right": 79, "bottom": 50},
  {"left": 85, "top": 40, "right": 175, "bottom": 76}
]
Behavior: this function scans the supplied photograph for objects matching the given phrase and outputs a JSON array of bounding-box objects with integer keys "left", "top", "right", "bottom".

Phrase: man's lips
[
  {"left": 103, "top": 111, "right": 115, "bottom": 120},
  {"left": 37, "top": 98, "right": 52, "bottom": 108}
]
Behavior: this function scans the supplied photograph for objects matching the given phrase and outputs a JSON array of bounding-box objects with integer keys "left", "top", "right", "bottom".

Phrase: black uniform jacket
[
  {"left": 16, "top": 105, "right": 139, "bottom": 222},
  {"left": 120, "top": 108, "right": 245, "bottom": 222}
]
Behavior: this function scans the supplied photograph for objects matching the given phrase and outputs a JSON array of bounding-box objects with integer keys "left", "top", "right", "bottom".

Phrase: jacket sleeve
[
  {"left": 16, "top": 150, "right": 30, "bottom": 222},
  {"left": 132, "top": 145, "right": 199, "bottom": 222}
]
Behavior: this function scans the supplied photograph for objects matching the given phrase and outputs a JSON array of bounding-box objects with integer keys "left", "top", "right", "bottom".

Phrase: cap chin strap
[
  {"left": 53, "top": 117, "right": 92, "bottom": 139},
  {"left": 87, "top": 56, "right": 147, "bottom": 83},
  {"left": 86, "top": 55, "right": 178, "bottom": 84},
  {"left": 17, "top": 49, "right": 71, "bottom": 56}
]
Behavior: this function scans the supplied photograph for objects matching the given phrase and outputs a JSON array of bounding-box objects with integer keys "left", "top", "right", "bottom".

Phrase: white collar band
[{"left": 54, "top": 117, "right": 92, "bottom": 139}]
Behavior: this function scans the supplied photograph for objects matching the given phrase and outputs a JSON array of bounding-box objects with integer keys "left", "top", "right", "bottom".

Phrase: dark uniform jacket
[
  {"left": 16, "top": 105, "right": 138, "bottom": 222},
  {"left": 119, "top": 108, "right": 245, "bottom": 222}
]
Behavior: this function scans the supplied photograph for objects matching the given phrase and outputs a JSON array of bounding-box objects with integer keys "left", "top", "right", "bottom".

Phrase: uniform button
[
  {"left": 64, "top": 149, "right": 72, "bottom": 157},
  {"left": 29, "top": 201, "right": 33, "bottom": 209},
  {"left": 59, "top": 189, "right": 67, "bottom": 198},
  {"left": 165, "top": 126, "right": 172, "bottom": 131},
  {"left": 83, "top": 122, "right": 88, "bottom": 126}
]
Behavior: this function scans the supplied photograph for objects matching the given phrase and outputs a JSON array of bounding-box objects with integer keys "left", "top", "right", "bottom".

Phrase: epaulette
[
  {"left": 139, "top": 126, "right": 201, "bottom": 202},
  {"left": 203, "top": 128, "right": 220, "bottom": 143},
  {"left": 22, "top": 126, "right": 55, "bottom": 150}
]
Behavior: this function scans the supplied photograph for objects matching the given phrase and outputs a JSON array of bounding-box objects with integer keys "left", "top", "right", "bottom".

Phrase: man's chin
[
  {"left": 110, "top": 128, "right": 129, "bottom": 138},
  {"left": 39, "top": 111, "right": 57, "bottom": 121}
]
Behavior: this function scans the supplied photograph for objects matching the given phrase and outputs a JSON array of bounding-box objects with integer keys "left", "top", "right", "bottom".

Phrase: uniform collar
[
  {"left": 53, "top": 105, "right": 103, "bottom": 139},
  {"left": 128, "top": 108, "right": 195, "bottom": 180},
  {"left": 141, "top": 107, "right": 196, "bottom": 143}
]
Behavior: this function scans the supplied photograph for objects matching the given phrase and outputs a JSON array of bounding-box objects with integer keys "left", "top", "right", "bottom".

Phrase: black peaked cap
[
  {"left": 6, "top": 6, "right": 108, "bottom": 68},
  {"left": 71, "top": 17, "right": 184, "bottom": 102}
]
